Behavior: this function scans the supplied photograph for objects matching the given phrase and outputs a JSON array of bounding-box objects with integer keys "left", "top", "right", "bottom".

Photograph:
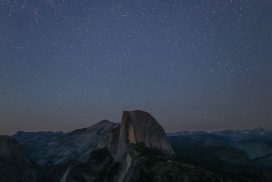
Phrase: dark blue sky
[{"left": 0, "top": 0, "right": 272, "bottom": 134}]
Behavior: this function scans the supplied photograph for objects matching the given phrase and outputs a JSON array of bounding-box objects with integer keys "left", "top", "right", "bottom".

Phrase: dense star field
[{"left": 0, "top": 0, "right": 272, "bottom": 134}]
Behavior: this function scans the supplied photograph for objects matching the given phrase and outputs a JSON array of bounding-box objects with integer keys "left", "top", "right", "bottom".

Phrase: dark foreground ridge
[{"left": 0, "top": 110, "right": 271, "bottom": 181}]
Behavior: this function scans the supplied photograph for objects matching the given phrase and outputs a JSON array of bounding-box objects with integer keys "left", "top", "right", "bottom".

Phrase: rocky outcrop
[
  {"left": 0, "top": 136, "right": 37, "bottom": 182},
  {"left": 108, "top": 110, "right": 174, "bottom": 158},
  {"left": 107, "top": 110, "right": 175, "bottom": 182}
]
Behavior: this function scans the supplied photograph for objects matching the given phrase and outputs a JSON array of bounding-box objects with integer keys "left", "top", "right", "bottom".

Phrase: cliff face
[
  {"left": 108, "top": 110, "right": 174, "bottom": 159},
  {"left": 106, "top": 110, "right": 175, "bottom": 182},
  {"left": 104, "top": 110, "right": 224, "bottom": 182},
  {"left": 120, "top": 110, "right": 174, "bottom": 155}
]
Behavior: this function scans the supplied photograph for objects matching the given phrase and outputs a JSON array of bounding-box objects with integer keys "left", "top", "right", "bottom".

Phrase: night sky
[{"left": 0, "top": 0, "right": 272, "bottom": 135}]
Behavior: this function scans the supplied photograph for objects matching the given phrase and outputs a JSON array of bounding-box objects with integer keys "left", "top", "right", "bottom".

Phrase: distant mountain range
[
  {"left": 1, "top": 110, "right": 272, "bottom": 182},
  {"left": 168, "top": 128, "right": 272, "bottom": 181}
]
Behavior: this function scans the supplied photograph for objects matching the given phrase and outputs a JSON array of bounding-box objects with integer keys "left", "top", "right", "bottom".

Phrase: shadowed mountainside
[
  {"left": 168, "top": 129, "right": 272, "bottom": 181},
  {"left": 0, "top": 136, "right": 38, "bottom": 182}
]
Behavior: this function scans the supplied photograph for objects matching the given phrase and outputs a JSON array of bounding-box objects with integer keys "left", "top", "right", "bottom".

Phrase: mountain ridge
[{"left": 2, "top": 110, "right": 271, "bottom": 181}]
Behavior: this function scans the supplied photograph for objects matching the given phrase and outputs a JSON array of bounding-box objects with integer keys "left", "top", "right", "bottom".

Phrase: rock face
[
  {"left": 108, "top": 111, "right": 174, "bottom": 158},
  {"left": 107, "top": 110, "right": 174, "bottom": 182},
  {"left": 121, "top": 110, "right": 173, "bottom": 155},
  {"left": 0, "top": 136, "right": 37, "bottom": 182}
]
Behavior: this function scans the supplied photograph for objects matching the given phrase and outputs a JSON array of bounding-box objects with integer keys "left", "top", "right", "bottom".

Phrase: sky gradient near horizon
[{"left": 0, "top": 0, "right": 272, "bottom": 135}]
